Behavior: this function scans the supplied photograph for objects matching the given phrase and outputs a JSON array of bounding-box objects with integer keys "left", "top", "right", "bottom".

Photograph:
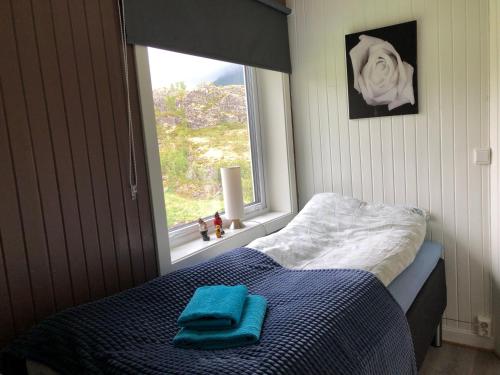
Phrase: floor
[{"left": 419, "top": 342, "right": 500, "bottom": 374}]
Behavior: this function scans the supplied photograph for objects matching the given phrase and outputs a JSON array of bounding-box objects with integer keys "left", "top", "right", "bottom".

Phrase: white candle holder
[{"left": 220, "top": 166, "right": 245, "bottom": 230}]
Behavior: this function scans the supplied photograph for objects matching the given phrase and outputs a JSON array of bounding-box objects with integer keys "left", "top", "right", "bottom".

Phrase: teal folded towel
[
  {"left": 173, "top": 294, "right": 268, "bottom": 349},
  {"left": 178, "top": 285, "right": 248, "bottom": 330}
]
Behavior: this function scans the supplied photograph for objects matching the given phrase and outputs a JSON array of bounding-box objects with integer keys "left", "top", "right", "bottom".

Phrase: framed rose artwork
[{"left": 345, "top": 21, "right": 418, "bottom": 119}]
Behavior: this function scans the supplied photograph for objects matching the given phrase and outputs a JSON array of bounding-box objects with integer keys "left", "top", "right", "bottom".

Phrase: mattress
[
  {"left": 4, "top": 248, "right": 417, "bottom": 375},
  {"left": 387, "top": 240, "right": 443, "bottom": 312},
  {"left": 249, "top": 193, "right": 427, "bottom": 285},
  {"left": 21, "top": 244, "right": 439, "bottom": 375}
]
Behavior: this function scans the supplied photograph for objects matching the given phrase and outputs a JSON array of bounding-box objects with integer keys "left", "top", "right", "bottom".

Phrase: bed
[{"left": 0, "top": 194, "right": 446, "bottom": 374}]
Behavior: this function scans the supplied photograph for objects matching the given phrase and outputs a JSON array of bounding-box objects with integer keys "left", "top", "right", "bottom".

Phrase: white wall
[
  {"left": 490, "top": 0, "right": 500, "bottom": 355},
  {"left": 256, "top": 69, "right": 298, "bottom": 214},
  {"left": 288, "top": 0, "right": 493, "bottom": 347}
]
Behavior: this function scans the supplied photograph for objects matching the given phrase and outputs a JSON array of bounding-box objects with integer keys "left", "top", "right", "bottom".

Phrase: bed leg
[{"left": 431, "top": 320, "right": 442, "bottom": 348}]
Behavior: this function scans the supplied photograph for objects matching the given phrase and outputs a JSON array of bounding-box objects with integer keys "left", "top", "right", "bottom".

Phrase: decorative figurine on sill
[
  {"left": 198, "top": 218, "right": 210, "bottom": 241},
  {"left": 214, "top": 211, "right": 225, "bottom": 235},
  {"left": 215, "top": 225, "right": 223, "bottom": 239}
]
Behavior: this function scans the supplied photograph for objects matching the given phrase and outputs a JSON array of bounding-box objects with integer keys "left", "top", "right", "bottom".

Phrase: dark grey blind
[{"left": 123, "top": 0, "right": 292, "bottom": 73}]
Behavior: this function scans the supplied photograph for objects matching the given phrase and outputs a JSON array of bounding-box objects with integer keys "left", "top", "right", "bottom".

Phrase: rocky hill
[{"left": 153, "top": 83, "right": 247, "bottom": 129}]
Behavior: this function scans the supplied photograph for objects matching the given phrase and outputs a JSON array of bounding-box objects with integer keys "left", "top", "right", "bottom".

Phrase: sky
[{"left": 147, "top": 47, "right": 238, "bottom": 89}]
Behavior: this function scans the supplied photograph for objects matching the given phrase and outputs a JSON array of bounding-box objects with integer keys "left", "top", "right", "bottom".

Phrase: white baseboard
[{"left": 443, "top": 326, "right": 495, "bottom": 350}]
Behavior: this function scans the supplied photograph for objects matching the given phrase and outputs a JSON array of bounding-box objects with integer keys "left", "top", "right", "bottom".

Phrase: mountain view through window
[{"left": 148, "top": 48, "right": 256, "bottom": 229}]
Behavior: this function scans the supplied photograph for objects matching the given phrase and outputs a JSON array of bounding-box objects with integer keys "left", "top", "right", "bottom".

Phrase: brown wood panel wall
[{"left": 0, "top": 0, "right": 158, "bottom": 347}]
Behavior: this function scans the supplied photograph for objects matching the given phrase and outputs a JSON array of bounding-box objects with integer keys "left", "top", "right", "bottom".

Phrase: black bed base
[{"left": 405, "top": 258, "right": 447, "bottom": 369}]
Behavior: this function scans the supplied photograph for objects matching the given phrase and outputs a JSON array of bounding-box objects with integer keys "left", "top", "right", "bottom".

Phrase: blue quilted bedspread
[{"left": 1, "top": 248, "right": 416, "bottom": 375}]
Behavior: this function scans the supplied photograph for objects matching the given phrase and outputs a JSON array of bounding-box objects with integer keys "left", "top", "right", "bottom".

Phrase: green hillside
[{"left": 154, "top": 83, "right": 254, "bottom": 228}]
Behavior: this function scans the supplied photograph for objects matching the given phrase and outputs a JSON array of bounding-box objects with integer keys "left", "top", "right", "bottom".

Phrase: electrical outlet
[{"left": 477, "top": 315, "right": 491, "bottom": 337}]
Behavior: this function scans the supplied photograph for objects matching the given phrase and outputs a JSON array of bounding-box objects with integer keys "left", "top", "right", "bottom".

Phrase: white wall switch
[{"left": 473, "top": 148, "right": 491, "bottom": 165}]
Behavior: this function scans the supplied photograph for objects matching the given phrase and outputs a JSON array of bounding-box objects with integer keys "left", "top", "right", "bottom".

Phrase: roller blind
[{"left": 122, "top": 0, "right": 292, "bottom": 73}]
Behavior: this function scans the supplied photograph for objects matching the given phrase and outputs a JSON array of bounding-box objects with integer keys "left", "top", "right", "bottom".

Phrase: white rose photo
[{"left": 345, "top": 21, "right": 418, "bottom": 119}]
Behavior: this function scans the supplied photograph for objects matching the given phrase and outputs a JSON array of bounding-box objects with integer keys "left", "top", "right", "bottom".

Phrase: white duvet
[{"left": 248, "top": 193, "right": 427, "bottom": 286}]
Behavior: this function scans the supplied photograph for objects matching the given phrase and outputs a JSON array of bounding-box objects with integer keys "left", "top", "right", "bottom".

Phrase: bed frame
[{"left": 406, "top": 258, "right": 447, "bottom": 369}]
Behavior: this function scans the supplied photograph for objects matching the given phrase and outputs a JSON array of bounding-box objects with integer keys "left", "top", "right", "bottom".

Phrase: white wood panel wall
[
  {"left": 287, "top": 0, "right": 492, "bottom": 342},
  {"left": 490, "top": 0, "right": 500, "bottom": 355}
]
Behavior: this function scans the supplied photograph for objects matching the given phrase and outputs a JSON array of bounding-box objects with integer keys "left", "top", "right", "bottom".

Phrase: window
[
  {"left": 136, "top": 46, "right": 296, "bottom": 271},
  {"left": 147, "top": 48, "right": 265, "bottom": 232}
]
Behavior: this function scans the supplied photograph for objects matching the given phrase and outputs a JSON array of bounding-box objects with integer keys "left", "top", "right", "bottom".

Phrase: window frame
[
  {"left": 139, "top": 49, "right": 267, "bottom": 247},
  {"left": 136, "top": 46, "right": 298, "bottom": 274}
]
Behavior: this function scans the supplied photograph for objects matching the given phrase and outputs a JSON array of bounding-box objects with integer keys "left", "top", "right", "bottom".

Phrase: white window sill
[{"left": 169, "top": 211, "right": 294, "bottom": 271}]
